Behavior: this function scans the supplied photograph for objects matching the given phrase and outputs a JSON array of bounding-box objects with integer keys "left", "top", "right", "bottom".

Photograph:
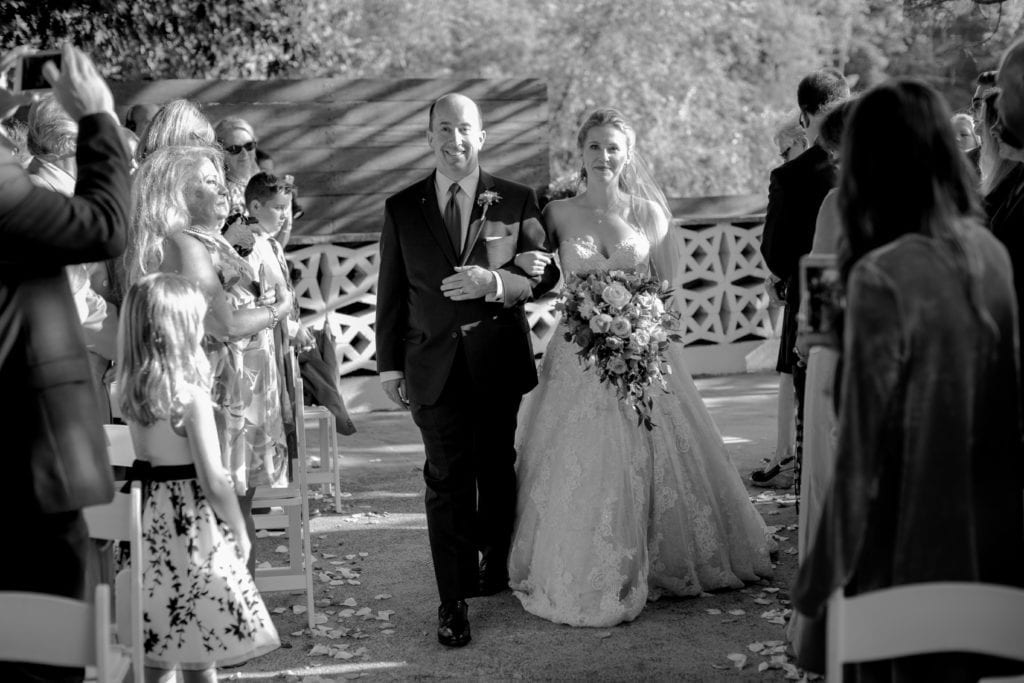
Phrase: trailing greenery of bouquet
[{"left": 556, "top": 269, "right": 684, "bottom": 430}]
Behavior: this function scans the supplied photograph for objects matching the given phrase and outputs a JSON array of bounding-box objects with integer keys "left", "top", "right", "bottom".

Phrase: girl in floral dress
[{"left": 117, "top": 273, "right": 279, "bottom": 680}]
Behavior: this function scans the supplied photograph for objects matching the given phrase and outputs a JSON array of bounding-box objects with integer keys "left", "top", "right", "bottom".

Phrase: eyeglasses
[{"left": 222, "top": 140, "right": 256, "bottom": 155}]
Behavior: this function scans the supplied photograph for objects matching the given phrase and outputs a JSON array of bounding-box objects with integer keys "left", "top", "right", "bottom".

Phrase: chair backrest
[
  {"left": 83, "top": 482, "right": 144, "bottom": 683},
  {"left": 287, "top": 348, "right": 310, "bottom": 490},
  {"left": 0, "top": 584, "right": 121, "bottom": 680},
  {"left": 103, "top": 424, "right": 136, "bottom": 468},
  {"left": 827, "top": 582, "right": 1024, "bottom": 681}
]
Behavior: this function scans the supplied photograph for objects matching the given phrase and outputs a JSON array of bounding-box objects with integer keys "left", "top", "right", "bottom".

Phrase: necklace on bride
[{"left": 588, "top": 196, "right": 630, "bottom": 225}]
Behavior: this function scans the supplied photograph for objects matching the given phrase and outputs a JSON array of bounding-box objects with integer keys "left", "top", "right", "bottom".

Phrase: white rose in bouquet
[{"left": 601, "top": 283, "right": 631, "bottom": 309}]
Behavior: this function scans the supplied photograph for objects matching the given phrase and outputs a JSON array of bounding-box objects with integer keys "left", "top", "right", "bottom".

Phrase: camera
[
  {"left": 798, "top": 254, "right": 843, "bottom": 347},
  {"left": 13, "top": 50, "right": 62, "bottom": 93}
]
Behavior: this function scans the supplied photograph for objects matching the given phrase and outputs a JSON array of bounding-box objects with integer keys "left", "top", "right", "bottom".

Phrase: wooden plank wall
[{"left": 108, "top": 79, "right": 550, "bottom": 244}]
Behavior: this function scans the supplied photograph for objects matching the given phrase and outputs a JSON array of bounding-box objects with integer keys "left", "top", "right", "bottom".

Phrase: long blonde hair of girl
[{"left": 117, "top": 273, "right": 211, "bottom": 426}]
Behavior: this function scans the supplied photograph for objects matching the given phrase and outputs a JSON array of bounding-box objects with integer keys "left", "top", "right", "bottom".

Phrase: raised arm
[
  {"left": 161, "top": 233, "right": 291, "bottom": 342},
  {"left": 0, "top": 45, "right": 128, "bottom": 265},
  {"left": 0, "top": 114, "right": 128, "bottom": 265}
]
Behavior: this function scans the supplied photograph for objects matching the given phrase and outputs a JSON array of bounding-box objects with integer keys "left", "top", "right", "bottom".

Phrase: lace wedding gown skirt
[{"left": 508, "top": 233, "right": 773, "bottom": 627}]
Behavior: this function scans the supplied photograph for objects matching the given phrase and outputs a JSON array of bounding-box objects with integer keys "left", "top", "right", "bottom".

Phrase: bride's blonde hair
[
  {"left": 576, "top": 108, "right": 681, "bottom": 286},
  {"left": 117, "top": 273, "right": 211, "bottom": 426}
]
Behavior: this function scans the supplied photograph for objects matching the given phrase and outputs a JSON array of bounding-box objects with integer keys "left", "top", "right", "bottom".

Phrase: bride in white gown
[{"left": 508, "top": 108, "right": 773, "bottom": 628}]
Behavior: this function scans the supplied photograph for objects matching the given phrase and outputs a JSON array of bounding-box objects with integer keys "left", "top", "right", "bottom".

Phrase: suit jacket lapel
[
  {"left": 418, "top": 171, "right": 458, "bottom": 267},
  {"left": 460, "top": 170, "right": 494, "bottom": 266}
]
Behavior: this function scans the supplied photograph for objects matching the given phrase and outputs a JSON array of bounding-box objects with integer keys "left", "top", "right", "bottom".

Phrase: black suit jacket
[
  {"left": 761, "top": 144, "right": 837, "bottom": 371},
  {"left": 985, "top": 162, "right": 1024, "bottom": 393},
  {"left": 375, "top": 170, "right": 559, "bottom": 405},
  {"left": 0, "top": 113, "right": 129, "bottom": 513}
]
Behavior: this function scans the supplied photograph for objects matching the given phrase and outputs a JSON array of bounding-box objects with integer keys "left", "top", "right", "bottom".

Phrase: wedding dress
[{"left": 508, "top": 230, "right": 774, "bottom": 627}]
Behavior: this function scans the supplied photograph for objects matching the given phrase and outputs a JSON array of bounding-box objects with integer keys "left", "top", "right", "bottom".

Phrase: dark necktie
[{"left": 444, "top": 182, "right": 462, "bottom": 254}]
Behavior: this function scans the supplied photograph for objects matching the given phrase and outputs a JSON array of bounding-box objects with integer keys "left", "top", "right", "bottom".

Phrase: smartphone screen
[
  {"left": 798, "top": 254, "right": 842, "bottom": 342},
  {"left": 16, "top": 51, "right": 62, "bottom": 92}
]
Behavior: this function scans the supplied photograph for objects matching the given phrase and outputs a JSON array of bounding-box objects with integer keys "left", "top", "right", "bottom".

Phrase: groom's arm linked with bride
[{"left": 374, "top": 93, "right": 559, "bottom": 648}]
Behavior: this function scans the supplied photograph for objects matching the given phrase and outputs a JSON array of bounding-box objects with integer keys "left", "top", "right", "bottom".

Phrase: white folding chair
[
  {"left": 300, "top": 388, "right": 341, "bottom": 512},
  {"left": 0, "top": 584, "right": 130, "bottom": 682},
  {"left": 827, "top": 582, "right": 1024, "bottom": 682},
  {"left": 83, "top": 482, "right": 144, "bottom": 683},
  {"left": 253, "top": 349, "right": 315, "bottom": 629}
]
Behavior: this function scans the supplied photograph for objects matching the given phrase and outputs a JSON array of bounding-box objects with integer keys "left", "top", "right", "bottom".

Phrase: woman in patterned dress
[{"left": 125, "top": 145, "right": 293, "bottom": 573}]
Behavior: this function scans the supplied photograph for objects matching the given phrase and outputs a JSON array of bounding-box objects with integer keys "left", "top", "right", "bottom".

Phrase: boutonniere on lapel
[{"left": 476, "top": 190, "right": 502, "bottom": 221}]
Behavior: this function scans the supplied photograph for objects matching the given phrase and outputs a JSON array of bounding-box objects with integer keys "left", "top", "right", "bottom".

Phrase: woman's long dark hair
[{"left": 838, "top": 78, "right": 992, "bottom": 328}]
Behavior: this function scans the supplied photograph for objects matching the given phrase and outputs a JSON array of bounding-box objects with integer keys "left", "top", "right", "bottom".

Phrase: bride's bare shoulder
[
  {"left": 543, "top": 196, "right": 586, "bottom": 240},
  {"left": 542, "top": 196, "right": 584, "bottom": 219}
]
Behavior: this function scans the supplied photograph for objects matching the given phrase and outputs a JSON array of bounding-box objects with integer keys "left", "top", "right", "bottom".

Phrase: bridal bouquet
[{"left": 556, "top": 269, "right": 683, "bottom": 430}]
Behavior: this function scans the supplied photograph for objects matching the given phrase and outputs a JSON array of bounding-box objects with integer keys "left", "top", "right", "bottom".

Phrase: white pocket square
[{"left": 483, "top": 235, "right": 505, "bottom": 241}]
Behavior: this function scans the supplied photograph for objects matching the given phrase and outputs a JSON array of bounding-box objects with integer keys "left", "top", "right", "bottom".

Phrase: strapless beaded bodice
[{"left": 559, "top": 232, "right": 650, "bottom": 276}]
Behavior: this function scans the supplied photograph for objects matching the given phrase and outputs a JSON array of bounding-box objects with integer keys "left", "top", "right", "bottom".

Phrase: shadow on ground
[{"left": 227, "top": 372, "right": 802, "bottom": 681}]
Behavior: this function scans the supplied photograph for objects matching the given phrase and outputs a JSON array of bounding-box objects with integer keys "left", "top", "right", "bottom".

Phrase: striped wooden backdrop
[{"left": 108, "top": 78, "right": 550, "bottom": 244}]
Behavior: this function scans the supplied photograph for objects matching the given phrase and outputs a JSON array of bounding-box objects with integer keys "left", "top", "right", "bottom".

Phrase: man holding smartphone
[{"left": 0, "top": 44, "right": 129, "bottom": 681}]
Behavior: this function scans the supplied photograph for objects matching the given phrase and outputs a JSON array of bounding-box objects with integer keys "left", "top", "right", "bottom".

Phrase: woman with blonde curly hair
[
  {"left": 135, "top": 98, "right": 215, "bottom": 163},
  {"left": 125, "top": 145, "right": 294, "bottom": 575}
]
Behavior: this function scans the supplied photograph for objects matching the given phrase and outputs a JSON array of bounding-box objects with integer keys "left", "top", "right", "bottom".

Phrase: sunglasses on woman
[{"left": 222, "top": 140, "right": 256, "bottom": 155}]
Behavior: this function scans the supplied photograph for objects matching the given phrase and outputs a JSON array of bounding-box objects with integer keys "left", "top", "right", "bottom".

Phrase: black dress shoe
[{"left": 437, "top": 600, "right": 471, "bottom": 647}]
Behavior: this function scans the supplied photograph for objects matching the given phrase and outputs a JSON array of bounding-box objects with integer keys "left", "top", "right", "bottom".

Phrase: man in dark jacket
[
  {"left": 375, "top": 94, "right": 558, "bottom": 648},
  {"left": 757, "top": 68, "right": 848, "bottom": 484},
  {"left": 0, "top": 44, "right": 129, "bottom": 681},
  {"left": 994, "top": 40, "right": 1024, "bottom": 398}
]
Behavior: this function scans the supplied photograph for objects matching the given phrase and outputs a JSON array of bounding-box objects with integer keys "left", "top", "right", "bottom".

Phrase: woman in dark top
[{"left": 792, "top": 79, "right": 1024, "bottom": 682}]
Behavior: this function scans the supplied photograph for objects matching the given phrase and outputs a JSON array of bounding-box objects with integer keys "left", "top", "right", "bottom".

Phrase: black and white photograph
[{"left": 2, "top": 1, "right": 1024, "bottom": 681}]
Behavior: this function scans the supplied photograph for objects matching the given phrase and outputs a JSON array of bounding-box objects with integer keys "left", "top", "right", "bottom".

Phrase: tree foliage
[{"left": 2, "top": 0, "right": 1019, "bottom": 196}]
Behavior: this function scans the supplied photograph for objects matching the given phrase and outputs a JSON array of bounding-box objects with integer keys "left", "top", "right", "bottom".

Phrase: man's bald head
[
  {"left": 428, "top": 93, "right": 483, "bottom": 132},
  {"left": 426, "top": 93, "right": 486, "bottom": 180},
  {"left": 996, "top": 38, "right": 1024, "bottom": 149}
]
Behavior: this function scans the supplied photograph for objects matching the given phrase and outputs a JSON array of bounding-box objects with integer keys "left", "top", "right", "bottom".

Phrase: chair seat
[
  {"left": 253, "top": 485, "right": 302, "bottom": 504},
  {"left": 300, "top": 405, "right": 341, "bottom": 512}
]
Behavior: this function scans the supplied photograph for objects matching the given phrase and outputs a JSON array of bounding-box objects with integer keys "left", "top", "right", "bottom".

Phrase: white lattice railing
[
  {"left": 675, "top": 218, "right": 774, "bottom": 345},
  {"left": 286, "top": 216, "right": 772, "bottom": 378}
]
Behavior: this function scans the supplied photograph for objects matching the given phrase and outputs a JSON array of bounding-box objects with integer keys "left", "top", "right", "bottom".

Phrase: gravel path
[{"left": 225, "top": 372, "right": 805, "bottom": 681}]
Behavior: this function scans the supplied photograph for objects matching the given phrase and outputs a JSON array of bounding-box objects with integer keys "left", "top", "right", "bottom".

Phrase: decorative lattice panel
[
  {"left": 675, "top": 220, "right": 775, "bottom": 345},
  {"left": 288, "top": 242, "right": 379, "bottom": 376},
  {"left": 285, "top": 219, "right": 774, "bottom": 377}
]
